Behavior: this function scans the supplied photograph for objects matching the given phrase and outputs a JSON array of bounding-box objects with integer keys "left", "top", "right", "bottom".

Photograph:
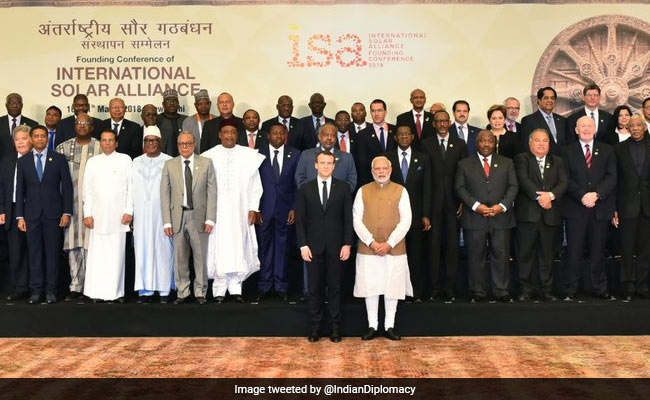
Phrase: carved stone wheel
[{"left": 531, "top": 15, "right": 650, "bottom": 116}]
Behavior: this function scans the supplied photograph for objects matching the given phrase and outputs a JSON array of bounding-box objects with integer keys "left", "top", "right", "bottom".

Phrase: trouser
[
  {"left": 464, "top": 226, "right": 510, "bottom": 298},
  {"left": 405, "top": 227, "right": 426, "bottom": 298},
  {"left": 307, "top": 251, "right": 343, "bottom": 331},
  {"left": 68, "top": 247, "right": 87, "bottom": 293},
  {"left": 7, "top": 205, "right": 28, "bottom": 294},
  {"left": 564, "top": 213, "right": 608, "bottom": 296},
  {"left": 364, "top": 295, "right": 399, "bottom": 330},
  {"left": 258, "top": 214, "right": 289, "bottom": 294},
  {"left": 213, "top": 273, "right": 244, "bottom": 297},
  {"left": 26, "top": 214, "right": 62, "bottom": 296},
  {"left": 139, "top": 289, "right": 171, "bottom": 297},
  {"left": 430, "top": 210, "right": 460, "bottom": 297},
  {"left": 619, "top": 215, "right": 650, "bottom": 296},
  {"left": 173, "top": 209, "right": 208, "bottom": 299},
  {"left": 517, "top": 220, "right": 556, "bottom": 296}
]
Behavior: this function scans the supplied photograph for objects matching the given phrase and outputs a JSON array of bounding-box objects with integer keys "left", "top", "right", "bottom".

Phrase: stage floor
[{"left": 2, "top": 295, "right": 650, "bottom": 337}]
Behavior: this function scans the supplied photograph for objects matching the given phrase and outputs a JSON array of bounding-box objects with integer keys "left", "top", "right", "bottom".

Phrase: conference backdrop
[{"left": 1, "top": 2, "right": 649, "bottom": 127}]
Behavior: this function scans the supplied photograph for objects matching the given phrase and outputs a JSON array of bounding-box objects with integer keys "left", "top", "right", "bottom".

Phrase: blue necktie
[
  {"left": 36, "top": 153, "right": 44, "bottom": 182},
  {"left": 48, "top": 131, "right": 55, "bottom": 151},
  {"left": 272, "top": 150, "right": 280, "bottom": 179},
  {"left": 380, "top": 127, "right": 386, "bottom": 152},
  {"left": 401, "top": 151, "right": 408, "bottom": 182}
]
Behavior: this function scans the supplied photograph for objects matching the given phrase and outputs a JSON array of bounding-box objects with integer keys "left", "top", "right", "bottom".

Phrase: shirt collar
[
  {"left": 181, "top": 153, "right": 194, "bottom": 163},
  {"left": 270, "top": 144, "right": 284, "bottom": 154},
  {"left": 398, "top": 147, "right": 412, "bottom": 158},
  {"left": 584, "top": 106, "right": 599, "bottom": 117},
  {"left": 579, "top": 139, "right": 594, "bottom": 148},
  {"left": 33, "top": 148, "right": 48, "bottom": 157},
  {"left": 477, "top": 153, "right": 492, "bottom": 163},
  {"left": 318, "top": 175, "right": 332, "bottom": 185},
  {"left": 539, "top": 109, "right": 553, "bottom": 119},
  {"left": 412, "top": 109, "right": 424, "bottom": 118}
]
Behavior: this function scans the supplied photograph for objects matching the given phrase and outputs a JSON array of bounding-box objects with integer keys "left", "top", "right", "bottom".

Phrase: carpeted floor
[{"left": 1, "top": 336, "right": 649, "bottom": 378}]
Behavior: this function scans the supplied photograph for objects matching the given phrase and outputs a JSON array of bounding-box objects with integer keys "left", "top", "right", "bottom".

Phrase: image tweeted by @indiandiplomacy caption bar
[{"left": 235, "top": 383, "right": 416, "bottom": 397}]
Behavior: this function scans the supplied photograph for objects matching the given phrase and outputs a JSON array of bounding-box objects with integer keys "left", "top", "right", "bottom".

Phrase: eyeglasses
[
  {"left": 177, "top": 142, "right": 195, "bottom": 147},
  {"left": 144, "top": 138, "right": 160, "bottom": 144},
  {"left": 506, "top": 107, "right": 520, "bottom": 111},
  {"left": 75, "top": 121, "right": 92, "bottom": 126}
]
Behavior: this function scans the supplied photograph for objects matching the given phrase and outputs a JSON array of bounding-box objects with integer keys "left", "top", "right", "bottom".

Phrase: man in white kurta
[
  {"left": 132, "top": 126, "right": 174, "bottom": 302},
  {"left": 353, "top": 156, "right": 412, "bottom": 341},
  {"left": 82, "top": 130, "right": 133, "bottom": 301},
  {"left": 201, "top": 121, "right": 264, "bottom": 301}
]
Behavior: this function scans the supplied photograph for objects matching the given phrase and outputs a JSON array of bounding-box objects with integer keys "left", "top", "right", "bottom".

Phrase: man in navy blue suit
[
  {"left": 256, "top": 122, "right": 301, "bottom": 301},
  {"left": 15, "top": 125, "right": 73, "bottom": 304}
]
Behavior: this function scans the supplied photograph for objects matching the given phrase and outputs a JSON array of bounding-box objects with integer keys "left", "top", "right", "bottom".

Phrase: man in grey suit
[
  {"left": 181, "top": 89, "right": 215, "bottom": 154},
  {"left": 455, "top": 130, "right": 519, "bottom": 302},
  {"left": 161, "top": 132, "right": 217, "bottom": 305}
]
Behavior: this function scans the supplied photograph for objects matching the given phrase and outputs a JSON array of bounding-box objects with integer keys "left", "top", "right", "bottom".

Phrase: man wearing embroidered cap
[
  {"left": 157, "top": 89, "right": 187, "bottom": 157},
  {"left": 182, "top": 89, "right": 215, "bottom": 154}
]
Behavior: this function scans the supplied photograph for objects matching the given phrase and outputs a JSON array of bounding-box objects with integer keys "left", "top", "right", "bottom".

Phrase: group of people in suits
[{"left": 2, "top": 82, "right": 650, "bottom": 337}]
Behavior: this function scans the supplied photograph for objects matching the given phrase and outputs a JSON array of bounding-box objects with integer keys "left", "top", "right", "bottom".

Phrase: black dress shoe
[
  {"left": 65, "top": 291, "right": 81, "bottom": 302},
  {"left": 385, "top": 328, "right": 401, "bottom": 341},
  {"left": 308, "top": 331, "right": 320, "bottom": 343},
  {"left": 518, "top": 294, "right": 530, "bottom": 302},
  {"left": 29, "top": 294, "right": 42, "bottom": 304},
  {"left": 413, "top": 297, "right": 423, "bottom": 304},
  {"left": 196, "top": 296, "right": 207, "bottom": 305},
  {"left": 159, "top": 296, "right": 169, "bottom": 304},
  {"left": 594, "top": 293, "right": 616, "bottom": 301},
  {"left": 330, "top": 329, "right": 342, "bottom": 343},
  {"left": 5, "top": 292, "right": 28, "bottom": 302},
  {"left": 46, "top": 294, "right": 57, "bottom": 304},
  {"left": 622, "top": 295, "right": 633, "bottom": 302},
  {"left": 255, "top": 292, "right": 267, "bottom": 302},
  {"left": 173, "top": 297, "right": 187, "bottom": 305},
  {"left": 215, "top": 296, "right": 225, "bottom": 304},
  {"left": 541, "top": 293, "right": 557, "bottom": 302},
  {"left": 497, "top": 295, "right": 513, "bottom": 303},
  {"left": 277, "top": 291, "right": 289, "bottom": 301},
  {"left": 470, "top": 296, "right": 484, "bottom": 303},
  {"left": 361, "top": 327, "right": 379, "bottom": 341},
  {"left": 563, "top": 295, "right": 575, "bottom": 302},
  {"left": 233, "top": 295, "right": 245, "bottom": 303}
]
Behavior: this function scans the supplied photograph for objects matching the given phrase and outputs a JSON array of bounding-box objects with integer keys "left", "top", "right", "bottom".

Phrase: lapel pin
[
  {"left": 494, "top": 164, "right": 498, "bottom": 168},
  {"left": 546, "top": 164, "right": 550, "bottom": 169},
  {"left": 335, "top": 157, "right": 340, "bottom": 161},
  {"left": 48, "top": 158, "right": 52, "bottom": 161},
  {"left": 425, "top": 117, "right": 429, "bottom": 122},
  {"left": 449, "top": 143, "right": 454, "bottom": 148},
  {"left": 414, "top": 159, "right": 418, "bottom": 163},
  {"left": 287, "top": 154, "right": 291, "bottom": 158},
  {"left": 371, "top": 134, "right": 375, "bottom": 138}
]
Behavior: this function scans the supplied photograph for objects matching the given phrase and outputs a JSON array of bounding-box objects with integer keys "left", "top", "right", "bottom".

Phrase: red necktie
[
  {"left": 282, "top": 118, "right": 289, "bottom": 144},
  {"left": 248, "top": 133, "right": 255, "bottom": 148},
  {"left": 585, "top": 144, "right": 592, "bottom": 169},
  {"left": 339, "top": 133, "right": 347, "bottom": 152},
  {"left": 415, "top": 113, "right": 422, "bottom": 139},
  {"left": 483, "top": 157, "right": 490, "bottom": 177}
]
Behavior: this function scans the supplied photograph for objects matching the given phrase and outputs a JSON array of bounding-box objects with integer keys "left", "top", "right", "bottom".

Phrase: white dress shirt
[
  {"left": 455, "top": 123, "right": 468, "bottom": 142},
  {"left": 337, "top": 131, "right": 350, "bottom": 153},
  {"left": 317, "top": 175, "right": 332, "bottom": 205},
  {"left": 585, "top": 107, "right": 600, "bottom": 130},
  {"left": 181, "top": 154, "right": 194, "bottom": 208},
  {"left": 471, "top": 153, "right": 507, "bottom": 212},
  {"left": 579, "top": 139, "right": 594, "bottom": 156},
  {"left": 269, "top": 144, "right": 284, "bottom": 172},
  {"left": 437, "top": 134, "right": 449, "bottom": 151}
]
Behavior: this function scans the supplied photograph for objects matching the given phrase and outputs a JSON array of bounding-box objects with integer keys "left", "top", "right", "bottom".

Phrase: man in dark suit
[
  {"left": 242, "top": 109, "right": 267, "bottom": 150},
  {"left": 15, "top": 126, "right": 73, "bottom": 304},
  {"left": 562, "top": 116, "right": 617, "bottom": 301},
  {"left": 261, "top": 95, "right": 304, "bottom": 150},
  {"left": 350, "top": 102, "right": 370, "bottom": 134},
  {"left": 296, "top": 150, "right": 353, "bottom": 343},
  {"left": 200, "top": 92, "right": 245, "bottom": 152},
  {"left": 385, "top": 125, "right": 432, "bottom": 302},
  {"left": 520, "top": 87, "right": 568, "bottom": 154},
  {"left": 566, "top": 83, "right": 613, "bottom": 143},
  {"left": 98, "top": 98, "right": 143, "bottom": 159},
  {"left": 421, "top": 110, "right": 467, "bottom": 301},
  {"left": 396, "top": 89, "right": 435, "bottom": 149},
  {"left": 0, "top": 126, "right": 32, "bottom": 301},
  {"left": 56, "top": 94, "right": 102, "bottom": 146},
  {"left": 298, "top": 93, "right": 334, "bottom": 150},
  {"left": 504, "top": 97, "right": 522, "bottom": 134},
  {"left": 613, "top": 115, "right": 650, "bottom": 301},
  {"left": 157, "top": 89, "right": 188, "bottom": 157},
  {"left": 1, "top": 93, "right": 38, "bottom": 159},
  {"left": 357, "top": 99, "right": 397, "bottom": 186},
  {"left": 514, "top": 129, "right": 568, "bottom": 302},
  {"left": 334, "top": 110, "right": 359, "bottom": 167},
  {"left": 449, "top": 100, "right": 481, "bottom": 155},
  {"left": 455, "top": 130, "right": 519, "bottom": 302},
  {"left": 256, "top": 123, "right": 301, "bottom": 301},
  {"left": 44, "top": 106, "right": 64, "bottom": 151}
]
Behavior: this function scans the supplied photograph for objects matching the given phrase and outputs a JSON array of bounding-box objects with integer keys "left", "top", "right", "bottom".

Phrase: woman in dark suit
[
  {"left": 604, "top": 105, "right": 632, "bottom": 145},
  {"left": 488, "top": 104, "right": 519, "bottom": 159}
]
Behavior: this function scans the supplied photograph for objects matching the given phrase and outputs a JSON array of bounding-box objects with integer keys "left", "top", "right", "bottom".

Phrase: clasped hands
[
  {"left": 581, "top": 192, "right": 598, "bottom": 208},
  {"left": 475, "top": 204, "right": 504, "bottom": 218},
  {"left": 536, "top": 191, "right": 553, "bottom": 210}
]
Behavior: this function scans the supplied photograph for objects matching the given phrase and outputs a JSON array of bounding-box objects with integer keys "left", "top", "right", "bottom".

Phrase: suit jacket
[
  {"left": 259, "top": 145, "right": 301, "bottom": 219},
  {"left": 514, "top": 152, "right": 568, "bottom": 226},
  {"left": 603, "top": 128, "right": 630, "bottom": 146},
  {"left": 561, "top": 140, "right": 616, "bottom": 220},
  {"left": 160, "top": 155, "right": 217, "bottom": 233},
  {"left": 566, "top": 108, "right": 613, "bottom": 142},
  {"left": 615, "top": 138, "right": 650, "bottom": 218},
  {"left": 449, "top": 123, "right": 481, "bottom": 156},
  {"left": 298, "top": 115, "right": 334, "bottom": 150},
  {"left": 421, "top": 134, "right": 467, "bottom": 214},
  {"left": 295, "top": 146, "right": 357, "bottom": 192},
  {"left": 520, "top": 110, "right": 568, "bottom": 154},
  {"left": 261, "top": 116, "right": 304, "bottom": 151},
  {"left": 15, "top": 150, "right": 73, "bottom": 221},
  {"left": 335, "top": 129, "right": 359, "bottom": 169},
  {"left": 395, "top": 110, "right": 436, "bottom": 148},
  {"left": 243, "top": 129, "right": 269, "bottom": 151},
  {"left": 98, "top": 118, "right": 143, "bottom": 159},
  {"left": 295, "top": 177, "right": 353, "bottom": 255},
  {"left": 0, "top": 115, "right": 38, "bottom": 159},
  {"left": 455, "top": 153, "right": 518, "bottom": 230},
  {"left": 385, "top": 148, "right": 432, "bottom": 225},
  {"left": 199, "top": 115, "right": 245, "bottom": 153},
  {"left": 181, "top": 113, "right": 216, "bottom": 153},
  {"left": 57, "top": 115, "right": 102, "bottom": 145},
  {"left": 356, "top": 123, "right": 397, "bottom": 186},
  {"left": 488, "top": 121, "right": 522, "bottom": 134},
  {"left": 0, "top": 153, "right": 18, "bottom": 230},
  {"left": 157, "top": 113, "right": 188, "bottom": 157}
]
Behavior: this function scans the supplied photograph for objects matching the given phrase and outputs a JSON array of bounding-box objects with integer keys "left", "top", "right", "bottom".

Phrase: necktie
[
  {"left": 322, "top": 180, "right": 328, "bottom": 210},
  {"left": 248, "top": 132, "right": 255, "bottom": 148},
  {"left": 545, "top": 115, "right": 557, "bottom": 141},
  {"left": 538, "top": 158, "right": 545, "bottom": 179},
  {"left": 483, "top": 157, "right": 490, "bottom": 177},
  {"left": 36, "top": 153, "right": 44, "bottom": 182},
  {"left": 356, "top": 125, "right": 361, "bottom": 133},
  {"left": 272, "top": 150, "right": 280, "bottom": 179},
  {"left": 401, "top": 151, "right": 408, "bottom": 182},
  {"left": 440, "top": 138, "right": 446, "bottom": 159},
  {"left": 339, "top": 133, "right": 347, "bottom": 152},
  {"left": 508, "top": 123, "right": 514, "bottom": 132},
  {"left": 379, "top": 127, "right": 386, "bottom": 152},
  {"left": 48, "top": 131, "right": 55, "bottom": 151},
  {"left": 11, "top": 118, "right": 16, "bottom": 134},
  {"left": 315, "top": 117, "right": 321, "bottom": 131},
  {"left": 184, "top": 160, "right": 193, "bottom": 208},
  {"left": 458, "top": 125, "right": 465, "bottom": 141},
  {"left": 590, "top": 111, "right": 595, "bottom": 120},
  {"left": 113, "top": 123, "right": 119, "bottom": 134},
  {"left": 282, "top": 118, "right": 289, "bottom": 144},
  {"left": 585, "top": 144, "right": 592, "bottom": 169},
  {"left": 415, "top": 113, "right": 422, "bottom": 139}
]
